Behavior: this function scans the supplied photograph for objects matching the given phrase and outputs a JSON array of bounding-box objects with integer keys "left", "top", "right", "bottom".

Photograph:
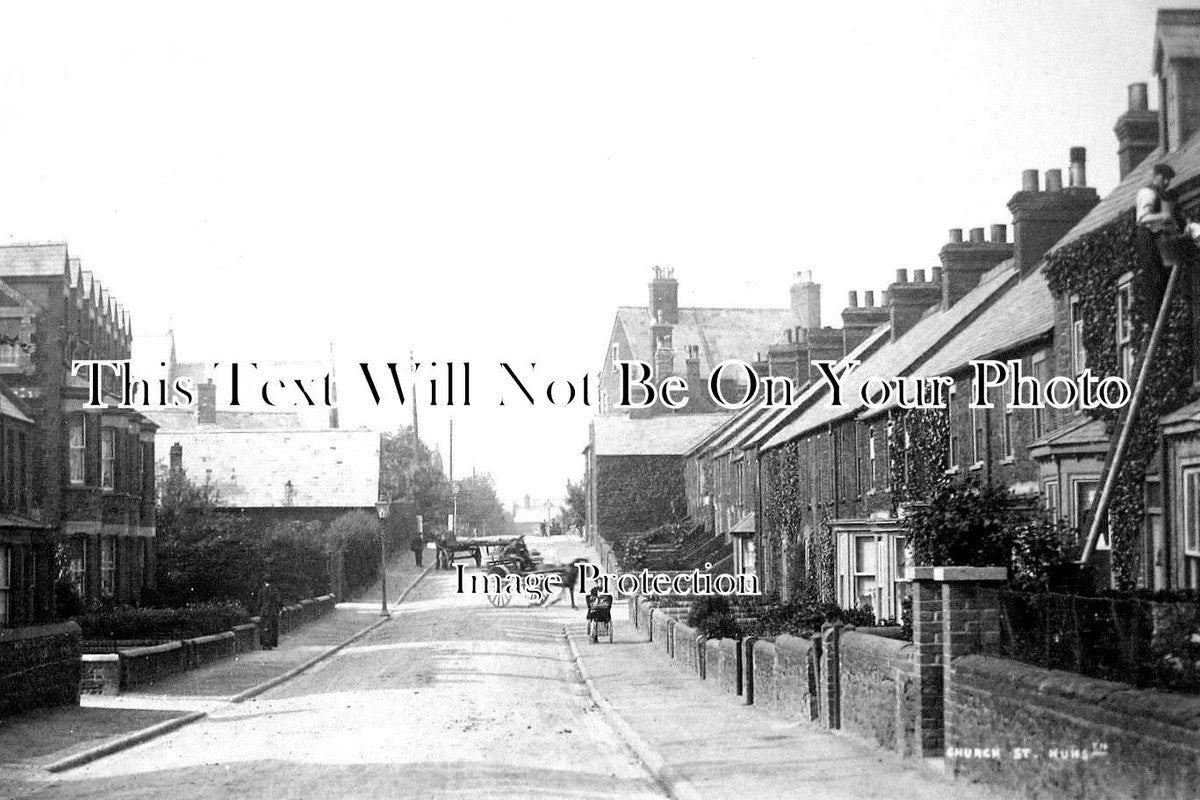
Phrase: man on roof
[{"left": 1134, "top": 162, "right": 1180, "bottom": 326}]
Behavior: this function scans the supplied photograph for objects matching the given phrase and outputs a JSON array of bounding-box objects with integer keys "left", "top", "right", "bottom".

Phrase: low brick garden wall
[
  {"left": 80, "top": 594, "right": 337, "bottom": 695},
  {"left": 839, "top": 629, "right": 916, "bottom": 755},
  {"left": 705, "top": 637, "right": 740, "bottom": 695},
  {"left": 750, "top": 638, "right": 776, "bottom": 709},
  {"left": 774, "top": 633, "right": 820, "bottom": 723},
  {"left": 673, "top": 621, "right": 701, "bottom": 674},
  {"left": 947, "top": 654, "right": 1200, "bottom": 800},
  {"left": 0, "top": 621, "right": 82, "bottom": 714}
]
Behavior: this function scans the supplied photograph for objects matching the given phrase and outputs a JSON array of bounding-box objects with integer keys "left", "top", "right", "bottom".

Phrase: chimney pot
[
  {"left": 1069, "top": 146, "right": 1087, "bottom": 188},
  {"left": 864, "top": 290, "right": 875, "bottom": 307},
  {"left": 913, "top": 268, "right": 926, "bottom": 283},
  {"left": 1045, "top": 168, "right": 1063, "bottom": 192},
  {"left": 1128, "top": 83, "right": 1149, "bottom": 112},
  {"left": 847, "top": 290, "right": 858, "bottom": 308},
  {"left": 990, "top": 224, "right": 1007, "bottom": 243},
  {"left": 949, "top": 228, "right": 964, "bottom": 243},
  {"left": 1021, "top": 169, "right": 1040, "bottom": 192},
  {"left": 969, "top": 227, "right": 985, "bottom": 243},
  {"left": 931, "top": 266, "right": 943, "bottom": 283},
  {"left": 895, "top": 268, "right": 908, "bottom": 283}
]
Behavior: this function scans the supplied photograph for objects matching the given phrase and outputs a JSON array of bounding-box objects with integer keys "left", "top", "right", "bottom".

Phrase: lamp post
[{"left": 375, "top": 497, "right": 391, "bottom": 617}]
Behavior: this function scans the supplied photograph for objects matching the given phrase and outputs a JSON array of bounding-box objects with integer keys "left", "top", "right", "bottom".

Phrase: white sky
[{"left": 0, "top": 1, "right": 1168, "bottom": 506}]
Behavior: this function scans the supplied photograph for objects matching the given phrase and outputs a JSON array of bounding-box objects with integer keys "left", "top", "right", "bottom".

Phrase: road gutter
[
  {"left": 563, "top": 625, "right": 704, "bottom": 800},
  {"left": 45, "top": 565, "right": 432, "bottom": 774}
]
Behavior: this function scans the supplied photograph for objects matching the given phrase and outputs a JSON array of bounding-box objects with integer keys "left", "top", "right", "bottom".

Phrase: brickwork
[
  {"left": 773, "top": 633, "right": 819, "bottom": 722},
  {"left": 80, "top": 653, "right": 120, "bottom": 695},
  {"left": 948, "top": 654, "right": 1200, "bottom": 800},
  {"left": 818, "top": 624, "right": 841, "bottom": 728},
  {"left": 751, "top": 639, "right": 776, "bottom": 710},
  {"left": 0, "top": 622, "right": 81, "bottom": 713},
  {"left": 704, "top": 637, "right": 741, "bottom": 695},
  {"left": 839, "top": 630, "right": 917, "bottom": 755},
  {"left": 121, "top": 641, "right": 187, "bottom": 688},
  {"left": 911, "top": 576, "right": 945, "bottom": 755},
  {"left": 187, "top": 631, "right": 236, "bottom": 668}
]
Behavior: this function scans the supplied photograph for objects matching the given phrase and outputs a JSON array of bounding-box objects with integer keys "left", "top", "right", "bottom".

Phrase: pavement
[
  {"left": 0, "top": 553, "right": 429, "bottom": 796},
  {"left": 0, "top": 536, "right": 1020, "bottom": 799}
]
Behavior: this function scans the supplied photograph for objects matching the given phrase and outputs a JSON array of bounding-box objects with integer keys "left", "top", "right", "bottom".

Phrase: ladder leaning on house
[{"left": 1079, "top": 236, "right": 1189, "bottom": 564}]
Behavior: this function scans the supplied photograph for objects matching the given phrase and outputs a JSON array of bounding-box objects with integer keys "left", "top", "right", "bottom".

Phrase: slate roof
[
  {"left": 146, "top": 407, "right": 306, "bottom": 431},
  {"left": 686, "top": 325, "right": 893, "bottom": 459},
  {"left": 160, "top": 427, "right": 379, "bottom": 509},
  {"left": 591, "top": 413, "right": 726, "bottom": 456},
  {"left": 0, "top": 243, "right": 69, "bottom": 278},
  {"left": 763, "top": 260, "right": 1017, "bottom": 450},
  {"left": 611, "top": 306, "right": 797, "bottom": 377}
]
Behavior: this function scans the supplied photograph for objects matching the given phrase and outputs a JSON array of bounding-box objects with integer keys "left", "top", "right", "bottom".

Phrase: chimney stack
[
  {"left": 1045, "top": 169, "right": 1063, "bottom": 192},
  {"left": 1069, "top": 147, "right": 1087, "bottom": 188},
  {"left": 1007, "top": 148, "right": 1100, "bottom": 275},
  {"left": 169, "top": 442, "right": 183, "bottom": 476},
  {"left": 887, "top": 270, "right": 941, "bottom": 341},
  {"left": 842, "top": 289, "right": 889, "bottom": 352},
  {"left": 197, "top": 380, "right": 217, "bottom": 425},
  {"left": 1115, "top": 82, "right": 1159, "bottom": 179},
  {"left": 790, "top": 270, "right": 821, "bottom": 330},
  {"left": 648, "top": 266, "right": 679, "bottom": 324},
  {"left": 939, "top": 224, "right": 1013, "bottom": 307}
]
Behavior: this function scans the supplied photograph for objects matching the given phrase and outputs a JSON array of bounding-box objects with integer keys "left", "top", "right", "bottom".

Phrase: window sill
[
  {"left": 1000, "top": 456, "right": 1015, "bottom": 466},
  {"left": 944, "top": 467, "right": 960, "bottom": 476},
  {"left": 969, "top": 461, "right": 984, "bottom": 472}
]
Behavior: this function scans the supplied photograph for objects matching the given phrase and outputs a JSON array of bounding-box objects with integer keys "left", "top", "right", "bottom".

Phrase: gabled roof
[
  {"left": 160, "top": 427, "right": 379, "bottom": 509},
  {"left": 591, "top": 413, "right": 726, "bottom": 456},
  {"left": 688, "top": 324, "right": 893, "bottom": 459},
  {"left": 0, "top": 243, "right": 69, "bottom": 278},
  {"left": 861, "top": 264, "right": 1055, "bottom": 422},
  {"left": 612, "top": 306, "right": 797, "bottom": 378},
  {"left": 763, "top": 260, "right": 1017, "bottom": 450},
  {"left": 146, "top": 407, "right": 307, "bottom": 431}
]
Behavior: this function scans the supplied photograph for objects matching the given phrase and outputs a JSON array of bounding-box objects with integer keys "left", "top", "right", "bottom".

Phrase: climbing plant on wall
[
  {"left": 888, "top": 407, "right": 951, "bottom": 507},
  {"left": 1044, "top": 210, "right": 1197, "bottom": 587}
]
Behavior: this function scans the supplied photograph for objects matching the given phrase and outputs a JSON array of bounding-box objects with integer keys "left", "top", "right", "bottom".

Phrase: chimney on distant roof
[
  {"left": 197, "top": 379, "right": 217, "bottom": 425},
  {"left": 1155, "top": 10, "right": 1200, "bottom": 152},
  {"left": 887, "top": 268, "right": 941, "bottom": 341},
  {"left": 790, "top": 270, "right": 821, "bottom": 330},
  {"left": 1007, "top": 149, "right": 1100, "bottom": 275},
  {"left": 1115, "top": 82, "right": 1159, "bottom": 179},
  {"left": 648, "top": 266, "right": 679, "bottom": 324},
  {"left": 939, "top": 224, "right": 1013, "bottom": 307},
  {"left": 169, "top": 442, "right": 183, "bottom": 477},
  {"left": 842, "top": 288, "right": 889, "bottom": 352}
]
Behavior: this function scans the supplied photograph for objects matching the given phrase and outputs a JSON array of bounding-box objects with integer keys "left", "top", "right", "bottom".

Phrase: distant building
[{"left": 511, "top": 495, "right": 558, "bottom": 536}]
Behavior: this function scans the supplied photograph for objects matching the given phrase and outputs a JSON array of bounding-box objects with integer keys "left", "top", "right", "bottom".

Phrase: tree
[
  {"left": 454, "top": 473, "right": 509, "bottom": 536},
  {"left": 564, "top": 480, "right": 586, "bottom": 528}
]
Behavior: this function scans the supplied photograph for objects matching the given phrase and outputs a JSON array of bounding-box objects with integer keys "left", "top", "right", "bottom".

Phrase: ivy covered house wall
[{"left": 592, "top": 454, "right": 687, "bottom": 540}]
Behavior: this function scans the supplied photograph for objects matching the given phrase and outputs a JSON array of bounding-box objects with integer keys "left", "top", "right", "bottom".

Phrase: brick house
[{"left": 0, "top": 245, "right": 158, "bottom": 610}]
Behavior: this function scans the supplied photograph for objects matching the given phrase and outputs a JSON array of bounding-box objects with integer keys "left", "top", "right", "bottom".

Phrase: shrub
[
  {"left": 750, "top": 593, "right": 875, "bottom": 638},
  {"left": 685, "top": 595, "right": 744, "bottom": 639},
  {"left": 77, "top": 601, "right": 251, "bottom": 642}
]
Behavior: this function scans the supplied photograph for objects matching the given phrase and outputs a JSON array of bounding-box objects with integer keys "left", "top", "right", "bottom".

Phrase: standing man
[
  {"left": 258, "top": 576, "right": 282, "bottom": 650},
  {"left": 1135, "top": 163, "right": 1179, "bottom": 325},
  {"left": 409, "top": 530, "right": 425, "bottom": 567}
]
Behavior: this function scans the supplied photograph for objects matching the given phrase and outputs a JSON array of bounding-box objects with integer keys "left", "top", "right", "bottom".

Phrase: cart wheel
[{"left": 487, "top": 566, "right": 512, "bottom": 607}]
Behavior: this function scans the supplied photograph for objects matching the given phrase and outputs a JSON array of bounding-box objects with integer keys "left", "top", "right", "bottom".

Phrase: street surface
[
  {"left": 4, "top": 535, "right": 1016, "bottom": 800},
  {"left": 12, "top": 538, "right": 664, "bottom": 800}
]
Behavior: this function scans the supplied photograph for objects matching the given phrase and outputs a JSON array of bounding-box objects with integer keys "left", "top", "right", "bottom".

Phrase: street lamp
[{"left": 375, "top": 497, "right": 391, "bottom": 617}]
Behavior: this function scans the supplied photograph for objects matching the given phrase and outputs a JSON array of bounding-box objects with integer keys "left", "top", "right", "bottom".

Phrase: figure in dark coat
[
  {"left": 409, "top": 531, "right": 425, "bottom": 567},
  {"left": 259, "top": 578, "right": 282, "bottom": 650}
]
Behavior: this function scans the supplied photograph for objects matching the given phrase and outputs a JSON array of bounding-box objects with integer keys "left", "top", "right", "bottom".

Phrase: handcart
[{"left": 586, "top": 593, "right": 614, "bottom": 643}]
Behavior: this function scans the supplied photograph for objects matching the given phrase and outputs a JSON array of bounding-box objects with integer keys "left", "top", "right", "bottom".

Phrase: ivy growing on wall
[
  {"left": 888, "top": 407, "right": 951, "bottom": 507},
  {"left": 1044, "top": 211, "right": 1197, "bottom": 587}
]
